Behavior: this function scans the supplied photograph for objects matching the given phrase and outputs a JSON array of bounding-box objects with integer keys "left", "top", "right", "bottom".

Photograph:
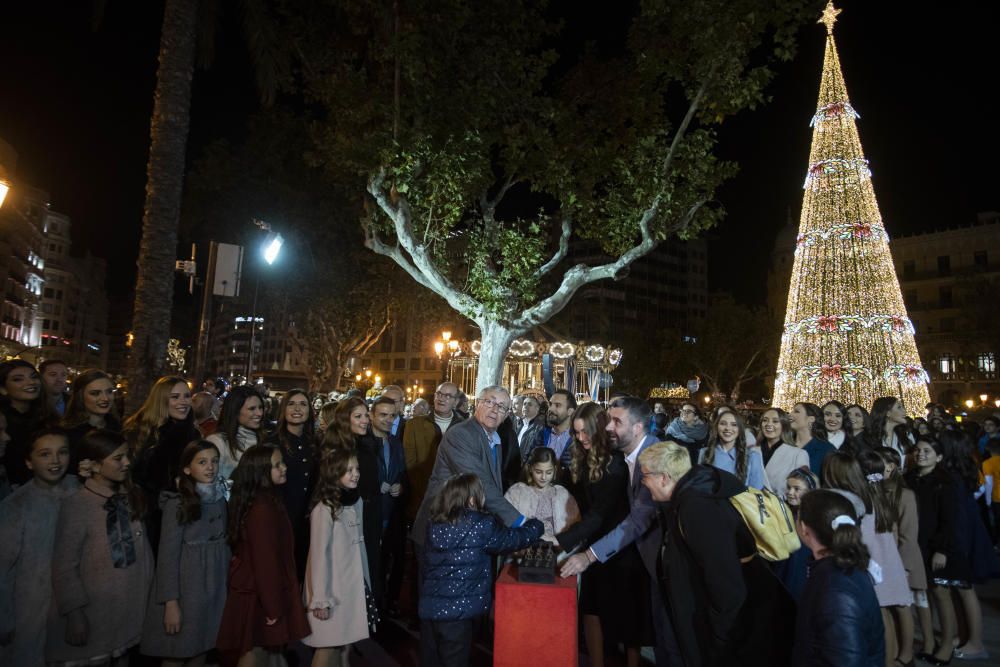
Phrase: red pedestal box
[{"left": 493, "top": 563, "right": 578, "bottom": 667}]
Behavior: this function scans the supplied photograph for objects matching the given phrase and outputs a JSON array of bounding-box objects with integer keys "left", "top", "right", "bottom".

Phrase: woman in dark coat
[
  {"left": 264, "top": 389, "right": 317, "bottom": 580},
  {"left": 61, "top": 369, "right": 122, "bottom": 476},
  {"left": 639, "top": 442, "right": 795, "bottom": 667},
  {"left": 557, "top": 402, "right": 649, "bottom": 666},
  {"left": 0, "top": 360, "right": 51, "bottom": 486}
]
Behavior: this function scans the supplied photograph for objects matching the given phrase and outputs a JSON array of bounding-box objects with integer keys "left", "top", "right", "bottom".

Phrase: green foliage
[{"left": 277, "top": 0, "right": 816, "bottom": 326}]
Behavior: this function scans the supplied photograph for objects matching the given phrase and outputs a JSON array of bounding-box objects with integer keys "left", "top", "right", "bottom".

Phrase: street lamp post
[
  {"left": 434, "top": 330, "right": 460, "bottom": 384},
  {"left": 245, "top": 219, "right": 283, "bottom": 382}
]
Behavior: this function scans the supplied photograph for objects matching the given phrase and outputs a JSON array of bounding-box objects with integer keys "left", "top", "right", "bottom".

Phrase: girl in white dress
[{"left": 504, "top": 447, "right": 580, "bottom": 542}]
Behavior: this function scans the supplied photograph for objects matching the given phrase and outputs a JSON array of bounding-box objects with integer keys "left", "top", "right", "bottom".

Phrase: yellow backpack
[{"left": 729, "top": 486, "right": 801, "bottom": 561}]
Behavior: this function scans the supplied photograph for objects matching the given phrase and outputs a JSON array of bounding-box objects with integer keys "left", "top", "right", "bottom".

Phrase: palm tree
[{"left": 125, "top": 0, "right": 283, "bottom": 412}]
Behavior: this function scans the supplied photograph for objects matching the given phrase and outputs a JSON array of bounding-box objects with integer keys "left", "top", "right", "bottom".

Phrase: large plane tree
[{"left": 289, "top": 0, "right": 815, "bottom": 391}]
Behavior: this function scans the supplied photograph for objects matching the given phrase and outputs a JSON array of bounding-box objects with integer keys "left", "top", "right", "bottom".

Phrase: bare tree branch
[{"left": 537, "top": 216, "right": 572, "bottom": 277}]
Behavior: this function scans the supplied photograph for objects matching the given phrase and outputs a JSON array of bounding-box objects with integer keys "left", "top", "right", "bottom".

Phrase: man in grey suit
[
  {"left": 411, "top": 385, "right": 527, "bottom": 549},
  {"left": 560, "top": 395, "right": 682, "bottom": 666}
]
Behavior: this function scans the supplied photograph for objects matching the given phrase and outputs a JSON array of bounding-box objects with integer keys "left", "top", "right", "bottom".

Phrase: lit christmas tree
[{"left": 772, "top": 1, "right": 930, "bottom": 415}]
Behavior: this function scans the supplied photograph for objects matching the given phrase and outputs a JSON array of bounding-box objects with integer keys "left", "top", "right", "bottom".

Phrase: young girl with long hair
[
  {"left": 873, "top": 447, "right": 926, "bottom": 667},
  {"left": 759, "top": 407, "right": 809, "bottom": 494},
  {"left": 47, "top": 429, "right": 153, "bottom": 666},
  {"left": 206, "top": 385, "right": 265, "bottom": 482},
  {"left": 62, "top": 369, "right": 121, "bottom": 475},
  {"left": 141, "top": 440, "right": 229, "bottom": 666},
  {"left": 419, "top": 473, "right": 543, "bottom": 666},
  {"left": 792, "top": 490, "right": 884, "bottom": 665},
  {"left": 936, "top": 430, "right": 998, "bottom": 661},
  {"left": 0, "top": 429, "right": 79, "bottom": 665},
  {"left": 823, "top": 452, "right": 912, "bottom": 667},
  {"left": 558, "top": 402, "right": 645, "bottom": 667},
  {"left": 216, "top": 445, "right": 309, "bottom": 666},
  {"left": 126, "top": 375, "right": 200, "bottom": 553},
  {"left": 302, "top": 448, "right": 377, "bottom": 665},
  {"left": 504, "top": 447, "right": 580, "bottom": 542},
  {"left": 699, "top": 409, "right": 768, "bottom": 489},
  {"left": 773, "top": 468, "right": 819, "bottom": 601},
  {"left": 0, "top": 360, "right": 51, "bottom": 486}
]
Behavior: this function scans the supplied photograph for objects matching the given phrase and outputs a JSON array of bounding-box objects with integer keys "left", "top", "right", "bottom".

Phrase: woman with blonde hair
[{"left": 125, "top": 375, "right": 199, "bottom": 554}]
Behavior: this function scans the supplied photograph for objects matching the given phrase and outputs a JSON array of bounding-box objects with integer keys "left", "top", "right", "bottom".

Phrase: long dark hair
[
  {"left": 875, "top": 446, "right": 906, "bottom": 529},
  {"left": 703, "top": 409, "right": 750, "bottom": 483},
  {"left": 821, "top": 451, "right": 874, "bottom": 517},
  {"left": 63, "top": 369, "right": 120, "bottom": 429},
  {"left": 799, "top": 489, "right": 870, "bottom": 572},
  {"left": 856, "top": 449, "right": 897, "bottom": 533},
  {"left": 522, "top": 446, "right": 557, "bottom": 485},
  {"left": 322, "top": 397, "right": 367, "bottom": 451},
  {"left": 938, "top": 429, "right": 979, "bottom": 492},
  {"left": 311, "top": 446, "right": 356, "bottom": 519},
  {"left": 844, "top": 403, "right": 871, "bottom": 437},
  {"left": 276, "top": 389, "right": 315, "bottom": 449},
  {"left": 568, "top": 402, "right": 612, "bottom": 484},
  {"left": 217, "top": 385, "right": 264, "bottom": 462},
  {"left": 795, "top": 402, "right": 827, "bottom": 441},
  {"left": 176, "top": 440, "right": 221, "bottom": 525},
  {"left": 867, "top": 396, "right": 907, "bottom": 450},
  {"left": 79, "top": 428, "right": 144, "bottom": 520},
  {"left": 430, "top": 473, "right": 485, "bottom": 524},
  {"left": 226, "top": 444, "right": 280, "bottom": 547},
  {"left": 0, "top": 359, "right": 49, "bottom": 421}
]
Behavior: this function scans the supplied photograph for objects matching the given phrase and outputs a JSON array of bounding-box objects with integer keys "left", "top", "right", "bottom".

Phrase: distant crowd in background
[{"left": 1, "top": 356, "right": 999, "bottom": 667}]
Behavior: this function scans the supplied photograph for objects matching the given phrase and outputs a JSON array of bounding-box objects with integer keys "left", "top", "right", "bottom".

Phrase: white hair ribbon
[{"left": 830, "top": 514, "right": 855, "bottom": 530}]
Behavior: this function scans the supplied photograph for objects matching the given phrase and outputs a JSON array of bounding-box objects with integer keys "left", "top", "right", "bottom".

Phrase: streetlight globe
[
  {"left": 0, "top": 178, "right": 10, "bottom": 209},
  {"left": 703, "top": 395, "right": 711, "bottom": 404},
  {"left": 442, "top": 330, "right": 452, "bottom": 342},
  {"left": 979, "top": 393, "right": 988, "bottom": 403},
  {"left": 262, "top": 231, "right": 284, "bottom": 265},
  {"left": 965, "top": 399, "right": 975, "bottom": 409},
  {"left": 434, "top": 341, "right": 445, "bottom": 356},
  {"left": 365, "top": 369, "right": 372, "bottom": 378},
  {"left": 355, "top": 374, "right": 362, "bottom": 382}
]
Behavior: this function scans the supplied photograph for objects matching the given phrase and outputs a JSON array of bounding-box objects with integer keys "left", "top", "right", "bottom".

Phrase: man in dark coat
[{"left": 639, "top": 441, "right": 796, "bottom": 667}]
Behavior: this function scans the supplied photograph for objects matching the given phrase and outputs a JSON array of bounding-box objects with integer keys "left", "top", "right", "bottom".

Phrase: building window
[
  {"left": 978, "top": 353, "right": 996, "bottom": 374},
  {"left": 938, "top": 286, "right": 952, "bottom": 308},
  {"left": 409, "top": 357, "right": 421, "bottom": 370},
  {"left": 937, "top": 255, "right": 950, "bottom": 276},
  {"left": 939, "top": 354, "right": 956, "bottom": 376},
  {"left": 44, "top": 287, "right": 54, "bottom": 298},
  {"left": 425, "top": 357, "right": 438, "bottom": 370},
  {"left": 939, "top": 317, "right": 954, "bottom": 332},
  {"left": 393, "top": 358, "right": 406, "bottom": 370},
  {"left": 904, "top": 290, "right": 917, "bottom": 306},
  {"left": 902, "top": 260, "right": 915, "bottom": 278},
  {"left": 974, "top": 250, "right": 988, "bottom": 268}
]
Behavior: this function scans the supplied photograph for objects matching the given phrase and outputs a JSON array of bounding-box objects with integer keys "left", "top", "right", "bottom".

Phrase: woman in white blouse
[{"left": 759, "top": 407, "right": 809, "bottom": 496}]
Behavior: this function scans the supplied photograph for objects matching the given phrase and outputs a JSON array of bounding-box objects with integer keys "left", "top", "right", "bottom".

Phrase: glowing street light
[
  {"left": 263, "top": 232, "right": 284, "bottom": 265},
  {"left": 979, "top": 393, "right": 988, "bottom": 404},
  {"left": 965, "top": 399, "right": 975, "bottom": 409},
  {"left": 0, "top": 178, "right": 10, "bottom": 209}
]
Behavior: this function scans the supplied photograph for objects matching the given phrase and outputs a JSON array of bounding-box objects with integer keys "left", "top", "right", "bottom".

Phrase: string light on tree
[{"left": 772, "top": 1, "right": 930, "bottom": 415}]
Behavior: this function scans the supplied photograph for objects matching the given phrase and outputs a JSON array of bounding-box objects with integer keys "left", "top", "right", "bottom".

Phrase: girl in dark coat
[
  {"left": 216, "top": 445, "right": 309, "bottom": 665},
  {"left": 793, "top": 489, "right": 885, "bottom": 667},
  {"left": 61, "top": 369, "right": 122, "bottom": 476},
  {"left": 264, "top": 389, "right": 317, "bottom": 580},
  {"left": 420, "top": 473, "right": 542, "bottom": 667}
]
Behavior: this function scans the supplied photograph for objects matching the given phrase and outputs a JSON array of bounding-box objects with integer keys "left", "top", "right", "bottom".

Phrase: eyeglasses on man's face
[
  {"left": 435, "top": 391, "right": 457, "bottom": 400},
  {"left": 479, "top": 397, "right": 511, "bottom": 414}
]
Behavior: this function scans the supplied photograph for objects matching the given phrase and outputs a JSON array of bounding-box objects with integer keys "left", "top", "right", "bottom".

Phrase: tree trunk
[
  {"left": 125, "top": 0, "right": 198, "bottom": 414},
  {"left": 474, "top": 321, "right": 518, "bottom": 395}
]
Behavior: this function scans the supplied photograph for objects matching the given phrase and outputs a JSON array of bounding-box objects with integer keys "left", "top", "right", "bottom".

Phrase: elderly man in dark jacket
[{"left": 639, "top": 441, "right": 795, "bottom": 667}]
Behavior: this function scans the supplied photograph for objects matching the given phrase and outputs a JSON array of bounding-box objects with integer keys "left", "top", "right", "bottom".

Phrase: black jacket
[
  {"left": 355, "top": 431, "right": 385, "bottom": 601},
  {"left": 792, "top": 556, "right": 884, "bottom": 666},
  {"left": 659, "top": 464, "right": 795, "bottom": 667},
  {"left": 557, "top": 452, "right": 629, "bottom": 553}
]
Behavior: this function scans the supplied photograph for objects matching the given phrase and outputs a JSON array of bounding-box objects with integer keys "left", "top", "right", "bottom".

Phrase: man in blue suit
[{"left": 560, "top": 395, "right": 682, "bottom": 666}]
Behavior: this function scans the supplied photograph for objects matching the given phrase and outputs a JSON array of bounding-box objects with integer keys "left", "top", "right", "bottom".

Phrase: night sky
[{"left": 1, "top": 1, "right": 997, "bottom": 305}]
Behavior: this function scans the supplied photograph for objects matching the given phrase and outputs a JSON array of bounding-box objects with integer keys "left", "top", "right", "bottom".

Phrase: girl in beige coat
[
  {"left": 303, "top": 448, "right": 373, "bottom": 666},
  {"left": 504, "top": 447, "right": 580, "bottom": 542}
]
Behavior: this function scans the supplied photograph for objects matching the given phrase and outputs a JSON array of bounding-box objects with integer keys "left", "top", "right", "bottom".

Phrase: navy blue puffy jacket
[{"left": 419, "top": 510, "right": 543, "bottom": 620}]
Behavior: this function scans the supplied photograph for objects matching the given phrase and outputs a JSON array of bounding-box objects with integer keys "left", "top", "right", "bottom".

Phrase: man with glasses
[
  {"left": 412, "top": 385, "right": 529, "bottom": 551},
  {"left": 403, "top": 382, "right": 464, "bottom": 524}
]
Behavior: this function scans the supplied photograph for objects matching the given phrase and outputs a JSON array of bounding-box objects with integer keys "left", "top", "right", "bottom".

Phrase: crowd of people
[{"left": 1, "top": 356, "right": 998, "bottom": 667}]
